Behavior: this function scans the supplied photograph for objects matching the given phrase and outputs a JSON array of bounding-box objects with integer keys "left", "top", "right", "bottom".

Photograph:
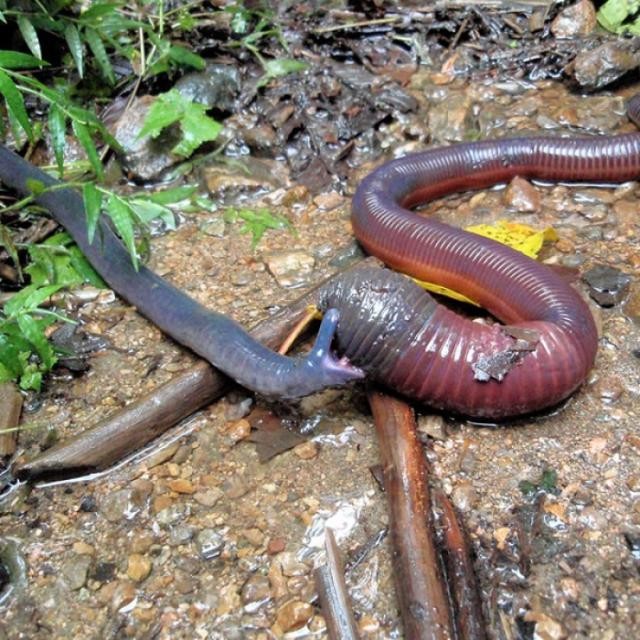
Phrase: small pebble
[
  {"left": 554, "top": 238, "right": 575, "bottom": 253},
  {"left": 200, "top": 217, "right": 226, "bottom": 237},
  {"left": 358, "top": 613, "right": 380, "bottom": 634},
  {"left": 268, "top": 561, "right": 288, "bottom": 600},
  {"left": 428, "top": 92, "right": 473, "bottom": 142},
  {"left": 328, "top": 241, "right": 365, "bottom": 268},
  {"left": 524, "top": 611, "right": 567, "bottom": 640},
  {"left": 503, "top": 176, "right": 540, "bottom": 212},
  {"left": 277, "top": 552, "right": 310, "bottom": 577},
  {"left": 231, "top": 272, "right": 252, "bottom": 287},
  {"left": 196, "top": 529, "right": 225, "bottom": 560},
  {"left": 168, "top": 524, "right": 195, "bottom": 546},
  {"left": 583, "top": 264, "right": 631, "bottom": 307},
  {"left": 275, "top": 600, "right": 313, "bottom": 633},
  {"left": 241, "top": 574, "right": 271, "bottom": 608},
  {"left": 309, "top": 614, "right": 328, "bottom": 633},
  {"left": 572, "top": 41, "right": 639, "bottom": 92},
  {"left": 313, "top": 191, "right": 343, "bottom": 210},
  {"left": 559, "top": 577, "right": 580, "bottom": 602},
  {"left": 264, "top": 250, "right": 315, "bottom": 288},
  {"left": 79, "top": 495, "right": 98, "bottom": 512},
  {"left": 451, "top": 481, "right": 477, "bottom": 511},
  {"left": 167, "top": 479, "right": 196, "bottom": 494},
  {"left": 579, "top": 506, "right": 607, "bottom": 530},
  {"left": 130, "top": 478, "right": 154, "bottom": 501},
  {"left": 241, "top": 528, "right": 265, "bottom": 547},
  {"left": 280, "top": 184, "right": 310, "bottom": 207},
  {"left": 91, "top": 561, "right": 116, "bottom": 583},
  {"left": 193, "top": 488, "right": 224, "bottom": 507},
  {"left": 493, "top": 527, "right": 511, "bottom": 550},
  {"left": 156, "top": 503, "right": 189, "bottom": 526},
  {"left": 100, "top": 489, "right": 136, "bottom": 523},
  {"left": 61, "top": 554, "right": 92, "bottom": 590},
  {"left": 293, "top": 441, "right": 319, "bottom": 460},
  {"left": 225, "top": 396, "right": 253, "bottom": 420},
  {"left": 152, "top": 495, "right": 173, "bottom": 514},
  {"left": 551, "top": 0, "right": 597, "bottom": 38},
  {"left": 589, "top": 436, "right": 608, "bottom": 455},
  {"left": 130, "top": 531, "right": 154, "bottom": 554},
  {"left": 626, "top": 475, "right": 640, "bottom": 492},
  {"left": 127, "top": 554, "right": 152, "bottom": 582},
  {"left": 174, "top": 572, "right": 197, "bottom": 594},
  {"left": 109, "top": 581, "right": 137, "bottom": 612},
  {"left": 592, "top": 376, "right": 625, "bottom": 403},
  {"left": 267, "top": 537, "right": 286, "bottom": 555},
  {"left": 223, "top": 418, "right": 251, "bottom": 443},
  {"left": 72, "top": 541, "right": 95, "bottom": 556},
  {"left": 416, "top": 414, "right": 447, "bottom": 440},
  {"left": 216, "top": 583, "right": 241, "bottom": 616},
  {"left": 223, "top": 476, "right": 250, "bottom": 499},
  {"left": 623, "top": 286, "right": 640, "bottom": 324}
]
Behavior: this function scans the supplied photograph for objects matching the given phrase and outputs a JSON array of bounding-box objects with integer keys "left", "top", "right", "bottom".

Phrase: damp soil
[{"left": 2, "top": 5, "right": 640, "bottom": 640}]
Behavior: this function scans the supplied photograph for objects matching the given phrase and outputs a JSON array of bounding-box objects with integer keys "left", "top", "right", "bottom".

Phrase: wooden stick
[
  {"left": 0, "top": 382, "right": 22, "bottom": 457},
  {"left": 368, "top": 389, "right": 455, "bottom": 640},
  {"left": 13, "top": 362, "right": 222, "bottom": 479},
  {"left": 434, "top": 488, "right": 488, "bottom": 640},
  {"left": 277, "top": 306, "right": 318, "bottom": 355},
  {"left": 314, "top": 528, "right": 360, "bottom": 640}
]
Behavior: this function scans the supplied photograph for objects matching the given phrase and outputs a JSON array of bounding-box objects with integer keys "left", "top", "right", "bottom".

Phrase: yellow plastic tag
[{"left": 414, "top": 220, "right": 558, "bottom": 305}]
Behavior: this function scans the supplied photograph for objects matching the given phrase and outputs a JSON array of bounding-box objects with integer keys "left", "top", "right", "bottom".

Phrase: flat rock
[
  {"left": 551, "top": 0, "right": 597, "bottom": 38},
  {"left": 264, "top": 250, "right": 315, "bottom": 288}
]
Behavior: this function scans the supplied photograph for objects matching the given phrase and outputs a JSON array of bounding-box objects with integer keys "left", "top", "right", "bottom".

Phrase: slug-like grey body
[{"left": 0, "top": 145, "right": 363, "bottom": 398}]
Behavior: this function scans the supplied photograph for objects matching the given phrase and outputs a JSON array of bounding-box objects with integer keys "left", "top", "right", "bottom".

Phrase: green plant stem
[{"left": 0, "top": 193, "right": 35, "bottom": 213}]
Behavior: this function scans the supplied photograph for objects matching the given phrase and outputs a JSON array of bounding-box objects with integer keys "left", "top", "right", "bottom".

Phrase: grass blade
[
  {"left": 48, "top": 103, "right": 66, "bottom": 176},
  {"left": 17, "top": 16, "right": 42, "bottom": 59},
  {"left": 0, "top": 68, "right": 32, "bottom": 140},
  {"left": 84, "top": 27, "right": 115, "bottom": 85},
  {"left": 82, "top": 182, "right": 103, "bottom": 243},
  {"left": 64, "top": 23, "right": 84, "bottom": 78},
  {"left": 106, "top": 194, "right": 139, "bottom": 270},
  {"left": 72, "top": 119, "right": 103, "bottom": 179}
]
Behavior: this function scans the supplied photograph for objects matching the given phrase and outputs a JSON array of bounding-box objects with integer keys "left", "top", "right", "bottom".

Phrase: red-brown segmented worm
[
  {"left": 2, "top": 97, "right": 639, "bottom": 418},
  {"left": 320, "top": 95, "right": 640, "bottom": 418}
]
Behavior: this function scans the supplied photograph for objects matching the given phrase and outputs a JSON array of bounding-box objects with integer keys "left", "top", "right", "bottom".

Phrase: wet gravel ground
[{"left": 2, "top": 77, "right": 640, "bottom": 639}]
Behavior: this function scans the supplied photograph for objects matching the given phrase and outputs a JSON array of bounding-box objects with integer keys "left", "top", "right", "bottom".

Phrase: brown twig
[
  {"left": 434, "top": 488, "right": 488, "bottom": 640},
  {"left": 446, "top": 14, "right": 471, "bottom": 55},
  {"left": 313, "top": 16, "right": 402, "bottom": 34},
  {"left": 314, "top": 528, "right": 360, "bottom": 640},
  {"left": 368, "top": 389, "right": 454, "bottom": 640},
  {"left": 0, "top": 382, "right": 22, "bottom": 458},
  {"left": 13, "top": 362, "right": 223, "bottom": 479},
  {"left": 277, "top": 306, "right": 318, "bottom": 356},
  {"left": 14, "top": 259, "right": 382, "bottom": 480}
]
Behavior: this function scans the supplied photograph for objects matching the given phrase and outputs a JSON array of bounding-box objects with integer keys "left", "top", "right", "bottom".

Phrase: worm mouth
[{"left": 286, "top": 308, "right": 365, "bottom": 398}]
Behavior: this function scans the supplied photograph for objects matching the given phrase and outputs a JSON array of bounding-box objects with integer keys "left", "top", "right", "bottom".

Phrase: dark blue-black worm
[{"left": 0, "top": 145, "right": 363, "bottom": 397}]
